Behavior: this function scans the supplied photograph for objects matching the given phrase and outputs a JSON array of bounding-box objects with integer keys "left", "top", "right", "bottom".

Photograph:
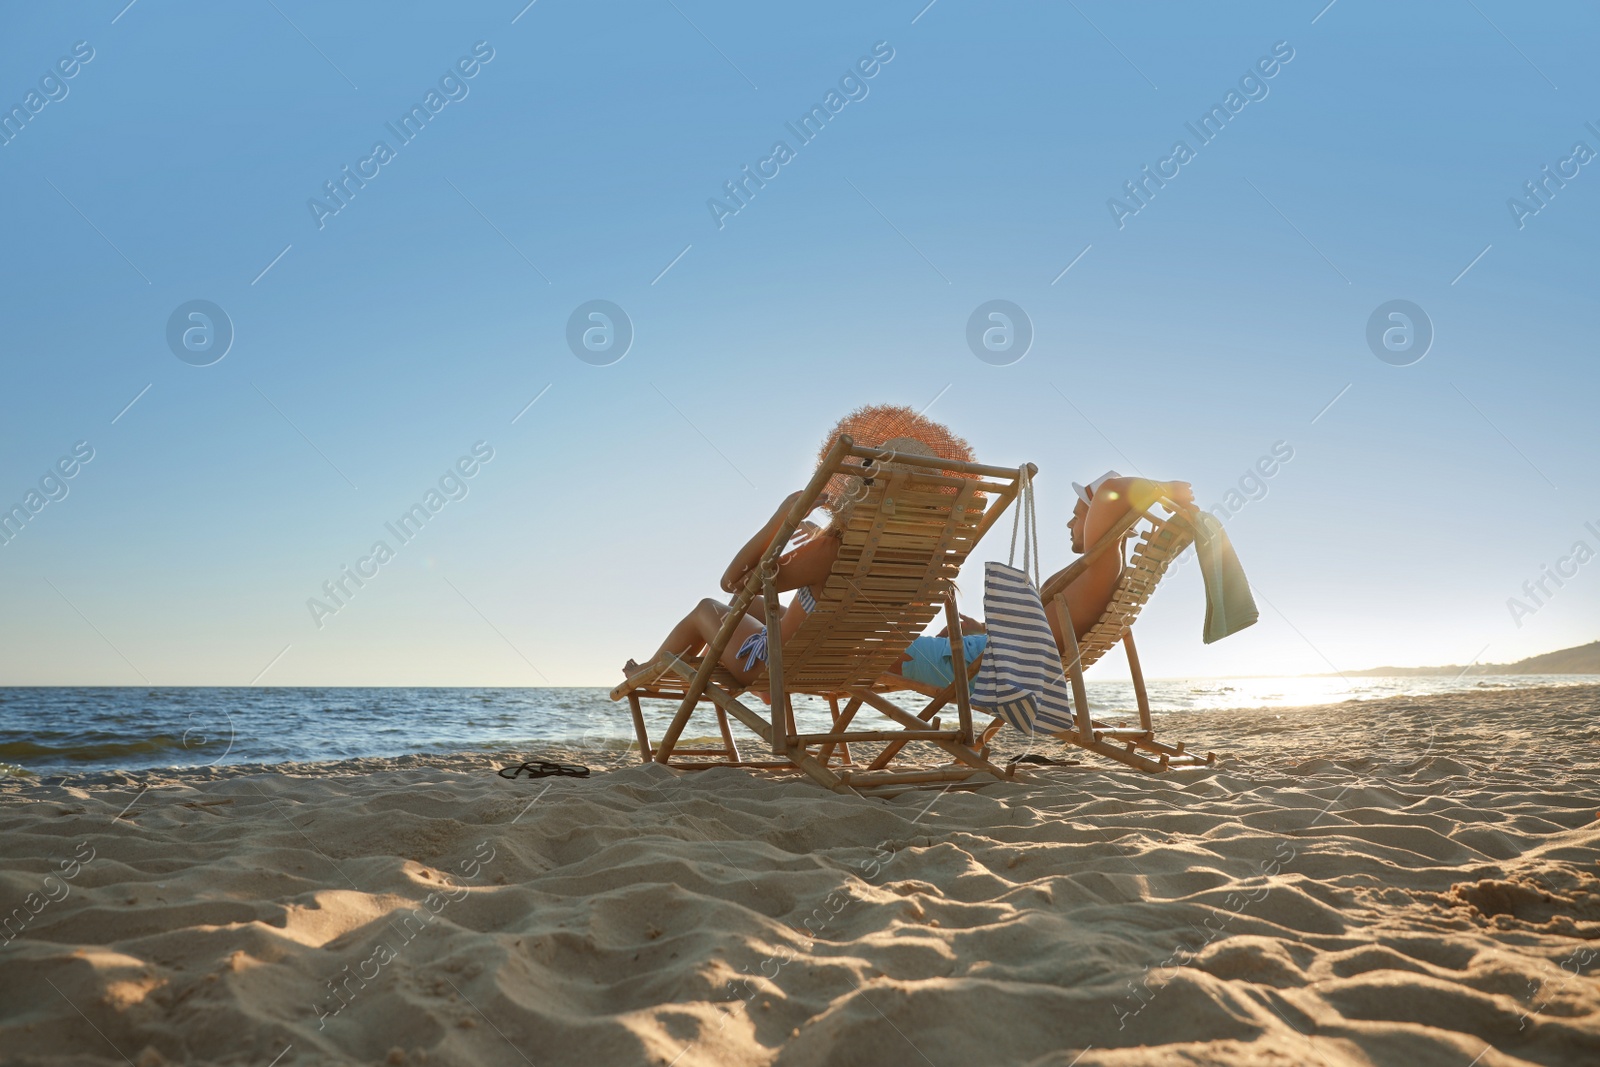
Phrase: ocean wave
[
  {"left": 2, "top": 678, "right": 1595, "bottom": 775},
  {"left": 0, "top": 735, "right": 210, "bottom": 762}
]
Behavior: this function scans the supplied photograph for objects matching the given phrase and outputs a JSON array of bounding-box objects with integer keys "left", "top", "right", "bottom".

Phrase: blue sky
[{"left": 1, "top": 0, "right": 1596, "bottom": 686}]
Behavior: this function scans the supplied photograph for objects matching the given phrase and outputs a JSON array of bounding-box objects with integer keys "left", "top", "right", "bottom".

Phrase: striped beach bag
[{"left": 971, "top": 468, "right": 1076, "bottom": 734}]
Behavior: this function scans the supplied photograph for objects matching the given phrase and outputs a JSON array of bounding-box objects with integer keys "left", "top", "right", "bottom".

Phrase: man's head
[
  {"left": 1068, "top": 497, "right": 1088, "bottom": 554},
  {"left": 1068, "top": 470, "right": 1120, "bottom": 554}
]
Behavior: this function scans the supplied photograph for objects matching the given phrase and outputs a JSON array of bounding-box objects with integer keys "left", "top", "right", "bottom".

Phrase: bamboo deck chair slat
[
  {"left": 875, "top": 497, "right": 1218, "bottom": 775},
  {"left": 610, "top": 436, "right": 1034, "bottom": 795}
]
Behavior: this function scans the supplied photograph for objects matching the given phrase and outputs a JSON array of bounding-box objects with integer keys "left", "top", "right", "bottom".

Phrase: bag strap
[{"left": 1006, "top": 466, "right": 1041, "bottom": 587}]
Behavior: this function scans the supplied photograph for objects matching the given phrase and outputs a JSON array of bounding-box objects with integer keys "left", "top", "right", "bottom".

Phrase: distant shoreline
[
  {"left": 1136, "top": 670, "right": 1600, "bottom": 681},
  {"left": 1307, "top": 638, "right": 1600, "bottom": 678}
]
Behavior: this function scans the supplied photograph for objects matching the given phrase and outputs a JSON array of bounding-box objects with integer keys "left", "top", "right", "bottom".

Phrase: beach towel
[
  {"left": 970, "top": 469, "right": 1077, "bottom": 733},
  {"left": 1194, "top": 511, "right": 1258, "bottom": 644}
]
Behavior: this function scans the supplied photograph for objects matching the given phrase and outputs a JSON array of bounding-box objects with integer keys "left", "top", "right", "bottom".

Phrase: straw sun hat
[{"left": 815, "top": 404, "right": 975, "bottom": 513}]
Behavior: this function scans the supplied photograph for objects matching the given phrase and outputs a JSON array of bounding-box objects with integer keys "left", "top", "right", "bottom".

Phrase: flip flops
[
  {"left": 498, "top": 760, "right": 591, "bottom": 780},
  {"left": 1007, "top": 753, "right": 1081, "bottom": 767}
]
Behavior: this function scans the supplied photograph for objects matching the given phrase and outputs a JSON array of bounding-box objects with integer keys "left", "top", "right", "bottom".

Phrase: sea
[{"left": 2, "top": 675, "right": 1595, "bottom": 778}]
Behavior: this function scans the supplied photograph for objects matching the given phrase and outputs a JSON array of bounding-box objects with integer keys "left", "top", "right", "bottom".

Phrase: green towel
[{"left": 1193, "top": 511, "right": 1257, "bottom": 644}]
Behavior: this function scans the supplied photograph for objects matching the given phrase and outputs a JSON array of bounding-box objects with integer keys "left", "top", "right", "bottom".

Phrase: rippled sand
[{"left": 3, "top": 685, "right": 1598, "bottom": 1066}]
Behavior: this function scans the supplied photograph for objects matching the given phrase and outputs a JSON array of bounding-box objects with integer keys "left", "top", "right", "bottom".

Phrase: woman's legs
[
  {"left": 624, "top": 598, "right": 765, "bottom": 681},
  {"left": 651, "top": 598, "right": 729, "bottom": 661}
]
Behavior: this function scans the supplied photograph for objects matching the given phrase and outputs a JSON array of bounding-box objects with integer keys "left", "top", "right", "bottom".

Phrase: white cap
[{"left": 1071, "top": 470, "right": 1121, "bottom": 507}]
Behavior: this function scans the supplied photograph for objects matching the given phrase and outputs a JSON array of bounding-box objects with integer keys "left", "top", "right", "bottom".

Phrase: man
[
  {"left": 890, "top": 471, "right": 1194, "bottom": 690},
  {"left": 1044, "top": 471, "right": 1194, "bottom": 651}
]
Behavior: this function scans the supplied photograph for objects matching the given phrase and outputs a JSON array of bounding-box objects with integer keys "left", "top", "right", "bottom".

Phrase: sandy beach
[{"left": 3, "top": 684, "right": 1599, "bottom": 1066}]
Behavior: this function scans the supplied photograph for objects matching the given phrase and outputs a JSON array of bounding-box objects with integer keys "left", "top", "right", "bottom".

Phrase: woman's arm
[{"left": 720, "top": 491, "right": 804, "bottom": 594}]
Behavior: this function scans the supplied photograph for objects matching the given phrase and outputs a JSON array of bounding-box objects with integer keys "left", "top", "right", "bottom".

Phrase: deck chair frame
[{"left": 611, "top": 435, "right": 1035, "bottom": 796}]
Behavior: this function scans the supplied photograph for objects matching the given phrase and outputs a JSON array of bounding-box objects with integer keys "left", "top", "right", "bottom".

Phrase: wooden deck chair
[
  {"left": 1030, "top": 498, "right": 1216, "bottom": 772},
  {"left": 873, "top": 496, "right": 1217, "bottom": 774},
  {"left": 610, "top": 435, "right": 1036, "bottom": 797}
]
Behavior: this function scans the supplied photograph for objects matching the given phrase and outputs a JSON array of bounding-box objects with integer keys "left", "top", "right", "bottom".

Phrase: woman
[{"left": 622, "top": 405, "right": 976, "bottom": 686}]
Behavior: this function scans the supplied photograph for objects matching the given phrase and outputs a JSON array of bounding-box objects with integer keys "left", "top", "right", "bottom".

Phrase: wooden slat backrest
[
  {"left": 745, "top": 469, "right": 992, "bottom": 693},
  {"left": 1072, "top": 510, "right": 1197, "bottom": 671}
]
